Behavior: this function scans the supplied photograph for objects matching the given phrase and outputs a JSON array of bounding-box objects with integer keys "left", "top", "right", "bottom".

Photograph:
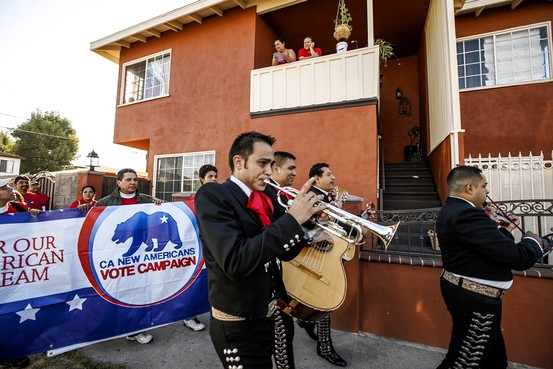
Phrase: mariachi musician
[
  {"left": 436, "top": 166, "right": 545, "bottom": 368},
  {"left": 296, "top": 162, "right": 348, "bottom": 367},
  {"left": 195, "top": 132, "right": 329, "bottom": 369}
]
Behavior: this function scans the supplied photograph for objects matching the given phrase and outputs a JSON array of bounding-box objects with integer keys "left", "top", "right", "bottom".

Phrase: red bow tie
[{"left": 247, "top": 191, "right": 274, "bottom": 226}]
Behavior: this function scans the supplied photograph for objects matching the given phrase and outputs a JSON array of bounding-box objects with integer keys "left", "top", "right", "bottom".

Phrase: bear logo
[{"left": 112, "top": 211, "right": 183, "bottom": 257}]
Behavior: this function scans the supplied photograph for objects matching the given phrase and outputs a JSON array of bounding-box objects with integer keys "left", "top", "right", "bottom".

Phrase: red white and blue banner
[{"left": 0, "top": 202, "right": 209, "bottom": 361}]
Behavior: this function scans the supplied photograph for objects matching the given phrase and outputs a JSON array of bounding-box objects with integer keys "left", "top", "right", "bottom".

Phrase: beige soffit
[
  {"left": 90, "top": 0, "right": 306, "bottom": 63},
  {"left": 455, "top": 0, "right": 524, "bottom": 16}
]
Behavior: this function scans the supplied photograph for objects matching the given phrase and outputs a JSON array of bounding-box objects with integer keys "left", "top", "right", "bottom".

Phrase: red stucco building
[{"left": 91, "top": 0, "right": 553, "bottom": 366}]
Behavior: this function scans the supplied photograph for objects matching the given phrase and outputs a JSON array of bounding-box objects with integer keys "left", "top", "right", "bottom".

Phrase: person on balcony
[
  {"left": 298, "top": 36, "right": 322, "bottom": 60},
  {"left": 272, "top": 38, "right": 297, "bottom": 66},
  {"left": 436, "top": 165, "right": 546, "bottom": 368}
]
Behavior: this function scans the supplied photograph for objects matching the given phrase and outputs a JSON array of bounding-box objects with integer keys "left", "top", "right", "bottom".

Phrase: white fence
[{"left": 465, "top": 151, "right": 553, "bottom": 201}]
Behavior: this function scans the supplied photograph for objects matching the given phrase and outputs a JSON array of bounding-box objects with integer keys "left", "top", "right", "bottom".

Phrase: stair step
[
  {"left": 384, "top": 199, "right": 442, "bottom": 210},
  {"left": 384, "top": 191, "right": 440, "bottom": 199},
  {"left": 385, "top": 183, "right": 436, "bottom": 191},
  {"left": 384, "top": 162, "right": 430, "bottom": 169}
]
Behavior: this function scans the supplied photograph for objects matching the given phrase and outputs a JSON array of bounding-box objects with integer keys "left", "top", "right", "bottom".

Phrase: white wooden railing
[
  {"left": 250, "top": 46, "right": 380, "bottom": 113},
  {"left": 465, "top": 151, "right": 553, "bottom": 201}
]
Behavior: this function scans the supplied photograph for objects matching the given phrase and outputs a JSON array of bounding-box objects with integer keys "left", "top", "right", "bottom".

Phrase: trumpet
[{"left": 265, "top": 180, "right": 400, "bottom": 249}]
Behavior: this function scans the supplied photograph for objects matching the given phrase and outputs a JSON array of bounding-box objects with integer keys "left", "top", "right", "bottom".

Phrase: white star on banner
[
  {"left": 67, "top": 294, "right": 87, "bottom": 312},
  {"left": 160, "top": 215, "right": 168, "bottom": 223},
  {"left": 16, "top": 303, "right": 40, "bottom": 323}
]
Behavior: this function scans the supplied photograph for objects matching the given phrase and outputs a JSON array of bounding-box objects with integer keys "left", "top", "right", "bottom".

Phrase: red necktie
[{"left": 247, "top": 191, "right": 274, "bottom": 226}]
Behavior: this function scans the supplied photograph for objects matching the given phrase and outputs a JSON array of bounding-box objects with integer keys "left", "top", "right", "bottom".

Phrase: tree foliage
[
  {"left": 12, "top": 110, "right": 79, "bottom": 173},
  {"left": 0, "top": 131, "right": 15, "bottom": 154}
]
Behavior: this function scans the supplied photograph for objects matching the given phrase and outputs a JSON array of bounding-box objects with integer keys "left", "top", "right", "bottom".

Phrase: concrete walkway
[{"left": 79, "top": 312, "right": 541, "bottom": 368}]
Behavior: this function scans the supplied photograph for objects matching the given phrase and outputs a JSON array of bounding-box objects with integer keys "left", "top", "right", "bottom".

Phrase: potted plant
[
  {"left": 374, "top": 38, "right": 400, "bottom": 67},
  {"left": 333, "top": 0, "right": 352, "bottom": 53}
]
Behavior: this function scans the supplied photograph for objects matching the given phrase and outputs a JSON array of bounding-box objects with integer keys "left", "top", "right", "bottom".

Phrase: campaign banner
[{"left": 0, "top": 202, "right": 209, "bottom": 361}]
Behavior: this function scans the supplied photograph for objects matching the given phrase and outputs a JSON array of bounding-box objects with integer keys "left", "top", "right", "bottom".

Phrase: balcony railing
[{"left": 250, "top": 46, "right": 380, "bottom": 113}]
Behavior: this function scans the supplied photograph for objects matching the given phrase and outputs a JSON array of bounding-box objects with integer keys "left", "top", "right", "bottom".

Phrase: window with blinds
[{"left": 457, "top": 23, "right": 551, "bottom": 90}]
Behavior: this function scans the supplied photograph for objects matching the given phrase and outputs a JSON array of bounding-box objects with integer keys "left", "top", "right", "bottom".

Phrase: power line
[
  {"left": 0, "top": 125, "right": 73, "bottom": 140},
  {"left": 0, "top": 112, "right": 27, "bottom": 119}
]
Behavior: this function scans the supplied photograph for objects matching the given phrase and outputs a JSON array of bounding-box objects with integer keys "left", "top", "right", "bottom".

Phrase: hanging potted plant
[
  {"left": 374, "top": 38, "right": 400, "bottom": 88},
  {"left": 374, "top": 38, "right": 399, "bottom": 67},
  {"left": 333, "top": 0, "right": 352, "bottom": 53}
]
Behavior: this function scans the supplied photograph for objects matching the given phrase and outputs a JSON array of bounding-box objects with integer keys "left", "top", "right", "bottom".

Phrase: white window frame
[
  {"left": 153, "top": 151, "right": 216, "bottom": 201},
  {"left": 0, "top": 159, "right": 15, "bottom": 174},
  {"left": 457, "top": 22, "right": 552, "bottom": 91},
  {"left": 120, "top": 49, "right": 172, "bottom": 105}
]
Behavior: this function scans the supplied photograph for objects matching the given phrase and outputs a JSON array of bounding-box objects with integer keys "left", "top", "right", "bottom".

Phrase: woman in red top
[
  {"left": 298, "top": 36, "right": 322, "bottom": 60},
  {"left": 69, "top": 184, "right": 97, "bottom": 212}
]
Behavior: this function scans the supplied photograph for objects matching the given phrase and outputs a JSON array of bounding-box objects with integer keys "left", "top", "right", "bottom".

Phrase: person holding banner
[
  {"left": 69, "top": 184, "right": 97, "bottom": 212},
  {"left": 13, "top": 175, "right": 42, "bottom": 210},
  {"left": 0, "top": 178, "right": 40, "bottom": 217},
  {"left": 95, "top": 168, "right": 162, "bottom": 345},
  {"left": 0, "top": 177, "right": 36, "bottom": 368},
  {"left": 194, "top": 131, "right": 329, "bottom": 368}
]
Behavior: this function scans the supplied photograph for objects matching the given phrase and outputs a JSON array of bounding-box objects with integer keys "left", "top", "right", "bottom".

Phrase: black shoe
[
  {"left": 297, "top": 320, "right": 318, "bottom": 341},
  {"left": 317, "top": 345, "right": 347, "bottom": 367},
  {"left": 0, "top": 357, "right": 30, "bottom": 368}
]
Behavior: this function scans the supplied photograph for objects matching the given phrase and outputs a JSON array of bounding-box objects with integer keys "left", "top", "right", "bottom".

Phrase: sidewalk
[{"left": 78, "top": 312, "right": 541, "bottom": 369}]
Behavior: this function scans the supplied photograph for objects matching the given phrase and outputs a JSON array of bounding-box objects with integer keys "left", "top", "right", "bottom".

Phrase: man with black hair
[
  {"left": 95, "top": 168, "right": 162, "bottom": 344},
  {"left": 195, "top": 131, "right": 327, "bottom": 368},
  {"left": 296, "top": 162, "right": 347, "bottom": 367},
  {"left": 13, "top": 175, "right": 42, "bottom": 210},
  {"left": 183, "top": 163, "right": 218, "bottom": 332},
  {"left": 436, "top": 165, "right": 546, "bottom": 368},
  {"left": 198, "top": 164, "right": 218, "bottom": 185}
]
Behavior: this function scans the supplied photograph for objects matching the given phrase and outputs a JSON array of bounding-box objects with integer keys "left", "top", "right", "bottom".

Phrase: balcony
[{"left": 250, "top": 46, "right": 380, "bottom": 114}]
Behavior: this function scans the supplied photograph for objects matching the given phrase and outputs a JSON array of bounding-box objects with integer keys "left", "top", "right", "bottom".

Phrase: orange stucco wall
[
  {"left": 354, "top": 261, "right": 553, "bottom": 368},
  {"left": 456, "top": 2, "right": 553, "bottom": 159},
  {"left": 113, "top": 7, "right": 379, "bottom": 206},
  {"left": 379, "top": 55, "right": 422, "bottom": 163}
]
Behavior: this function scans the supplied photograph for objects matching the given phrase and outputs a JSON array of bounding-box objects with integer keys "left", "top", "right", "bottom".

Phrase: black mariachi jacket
[
  {"left": 195, "top": 179, "right": 307, "bottom": 318},
  {"left": 437, "top": 196, "right": 542, "bottom": 281}
]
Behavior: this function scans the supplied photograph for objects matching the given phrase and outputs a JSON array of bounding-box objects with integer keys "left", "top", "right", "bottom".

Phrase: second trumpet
[{"left": 264, "top": 180, "right": 399, "bottom": 248}]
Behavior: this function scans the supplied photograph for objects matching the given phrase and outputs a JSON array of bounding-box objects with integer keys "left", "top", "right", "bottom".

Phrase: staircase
[{"left": 381, "top": 162, "right": 441, "bottom": 210}]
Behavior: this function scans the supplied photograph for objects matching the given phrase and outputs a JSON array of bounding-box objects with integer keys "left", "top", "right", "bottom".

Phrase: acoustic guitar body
[{"left": 282, "top": 235, "right": 348, "bottom": 313}]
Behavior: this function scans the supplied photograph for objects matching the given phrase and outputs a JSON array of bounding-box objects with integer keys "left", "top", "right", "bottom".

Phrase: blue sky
[{"left": 0, "top": 0, "right": 194, "bottom": 171}]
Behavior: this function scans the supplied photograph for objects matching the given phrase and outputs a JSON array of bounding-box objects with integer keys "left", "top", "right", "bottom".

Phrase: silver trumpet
[{"left": 265, "top": 180, "right": 400, "bottom": 248}]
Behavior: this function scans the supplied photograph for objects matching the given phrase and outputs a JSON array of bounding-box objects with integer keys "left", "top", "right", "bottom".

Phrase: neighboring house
[
  {"left": 0, "top": 153, "right": 22, "bottom": 176},
  {"left": 91, "top": 0, "right": 553, "bottom": 366}
]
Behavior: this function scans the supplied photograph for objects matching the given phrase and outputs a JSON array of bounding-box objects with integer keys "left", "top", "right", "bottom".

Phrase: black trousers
[
  {"left": 210, "top": 316, "right": 274, "bottom": 369},
  {"left": 273, "top": 307, "right": 296, "bottom": 369},
  {"left": 437, "top": 277, "right": 507, "bottom": 369}
]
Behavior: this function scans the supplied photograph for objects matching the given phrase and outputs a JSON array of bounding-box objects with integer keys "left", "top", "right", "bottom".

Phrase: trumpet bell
[{"left": 264, "top": 180, "right": 399, "bottom": 249}]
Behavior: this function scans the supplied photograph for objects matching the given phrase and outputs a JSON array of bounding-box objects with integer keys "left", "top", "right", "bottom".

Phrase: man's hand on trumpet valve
[{"left": 287, "top": 177, "right": 326, "bottom": 225}]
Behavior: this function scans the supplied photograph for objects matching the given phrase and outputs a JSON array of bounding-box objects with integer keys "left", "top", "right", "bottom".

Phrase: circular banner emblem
[{"left": 78, "top": 202, "right": 203, "bottom": 307}]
